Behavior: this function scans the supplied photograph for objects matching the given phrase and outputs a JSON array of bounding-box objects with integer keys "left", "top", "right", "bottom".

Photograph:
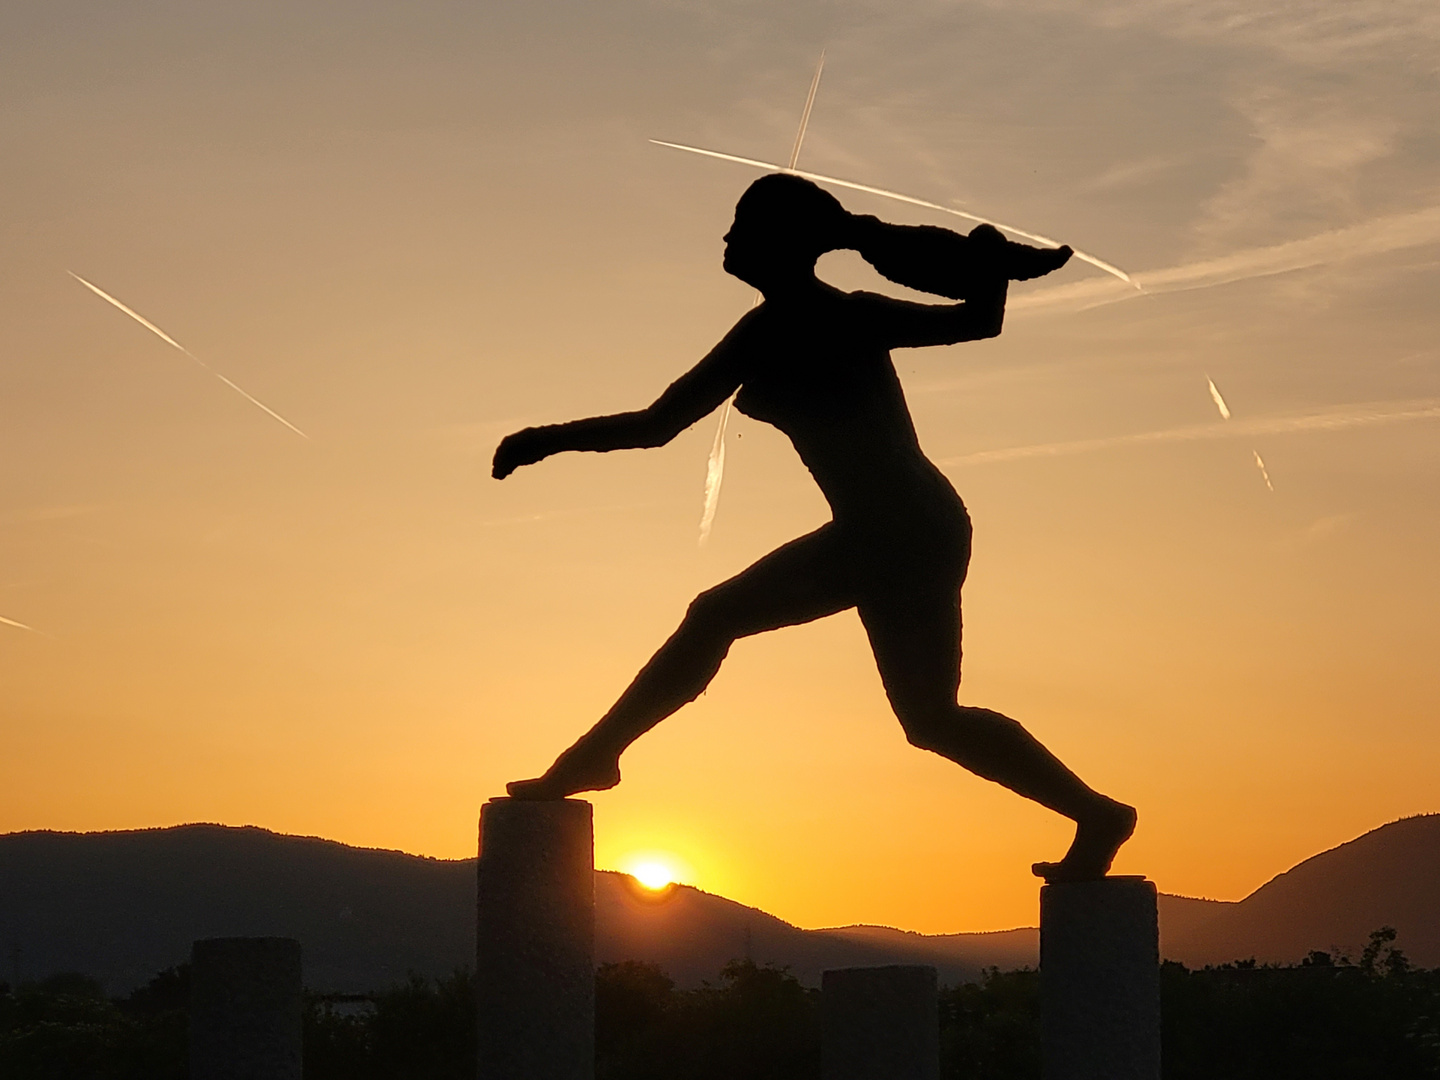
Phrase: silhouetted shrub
[
  {"left": 0, "top": 969, "right": 186, "bottom": 1080},
  {"left": 1161, "top": 929, "right": 1440, "bottom": 1080},
  {"left": 596, "top": 958, "right": 820, "bottom": 1080},
  {"left": 305, "top": 969, "right": 475, "bottom": 1080},
  {"left": 939, "top": 966, "right": 1041, "bottom": 1079},
  {"left": 8, "top": 932, "right": 1440, "bottom": 1079}
]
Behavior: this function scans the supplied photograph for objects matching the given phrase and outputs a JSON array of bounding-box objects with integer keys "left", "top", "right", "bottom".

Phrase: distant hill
[
  {"left": 2, "top": 815, "right": 1436, "bottom": 993},
  {"left": 595, "top": 874, "right": 1039, "bottom": 989},
  {"left": 1160, "top": 813, "right": 1440, "bottom": 969}
]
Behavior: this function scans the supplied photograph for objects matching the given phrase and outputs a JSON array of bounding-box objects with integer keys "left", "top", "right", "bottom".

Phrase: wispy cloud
[
  {"left": 0, "top": 614, "right": 39, "bottom": 634},
  {"left": 975, "top": 0, "right": 1440, "bottom": 66},
  {"left": 1010, "top": 204, "right": 1440, "bottom": 314},
  {"left": 69, "top": 272, "right": 310, "bottom": 439},
  {"left": 941, "top": 397, "right": 1440, "bottom": 467},
  {"left": 1194, "top": 90, "right": 1398, "bottom": 248}
]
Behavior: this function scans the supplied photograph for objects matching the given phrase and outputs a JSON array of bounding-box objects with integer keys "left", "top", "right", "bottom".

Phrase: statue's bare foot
[
  {"left": 506, "top": 748, "right": 621, "bottom": 801},
  {"left": 1032, "top": 799, "right": 1137, "bottom": 883}
]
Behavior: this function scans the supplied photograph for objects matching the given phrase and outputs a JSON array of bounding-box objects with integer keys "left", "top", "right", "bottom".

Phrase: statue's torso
[{"left": 732, "top": 287, "right": 965, "bottom": 534}]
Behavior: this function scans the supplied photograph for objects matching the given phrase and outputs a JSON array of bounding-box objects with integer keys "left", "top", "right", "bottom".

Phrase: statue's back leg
[{"left": 857, "top": 575, "right": 1135, "bottom": 878}]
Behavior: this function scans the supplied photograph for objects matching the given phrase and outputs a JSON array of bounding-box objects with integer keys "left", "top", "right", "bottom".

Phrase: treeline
[{"left": 3, "top": 929, "right": 1438, "bottom": 1079}]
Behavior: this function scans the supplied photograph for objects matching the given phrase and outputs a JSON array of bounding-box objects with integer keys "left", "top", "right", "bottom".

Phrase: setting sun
[{"left": 619, "top": 852, "right": 693, "bottom": 891}]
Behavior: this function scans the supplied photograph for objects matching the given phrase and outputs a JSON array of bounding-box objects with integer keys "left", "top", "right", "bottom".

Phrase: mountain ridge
[{"left": 2, "top": 814, "right": 1435, "bottom": 992}]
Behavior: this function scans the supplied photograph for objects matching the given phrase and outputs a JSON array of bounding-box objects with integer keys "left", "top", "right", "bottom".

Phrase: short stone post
[
  {"left": 476, "top": 797, "right": 594, "bottom": 1080},
  {"left": 189, "top": 936, "right": 302, "bottom": 1080},
  {"left": 822, "top": 965, "right": 939, "bottom": 1080},
  {"left": 1040, "top": 877, "right": 1160, "bottom": 1080}
]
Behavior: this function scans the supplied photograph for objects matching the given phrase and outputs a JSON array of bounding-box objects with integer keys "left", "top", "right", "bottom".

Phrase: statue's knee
[
  {"left": 679, "top": 587, "right": 747, "bottom": 650},
  {"left": 684, "top": 587, "right": 729, "bottom": 627},
  {"left": 900, "top": 708, "right": 950, "bottom": 752}
]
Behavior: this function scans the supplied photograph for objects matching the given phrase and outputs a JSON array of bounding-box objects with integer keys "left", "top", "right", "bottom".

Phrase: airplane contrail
[
  {"left": 68, "top": 271, "right": 310, "bottom": 439},
  {"left": 787, "top": 51, "right": 825, "bottom": 171},
  {"left": 699, "top": 397, "right": 733, "bottom": 545},
  {"left": 939, "top": 398, "right": 1440, "bottom": 467},
  {"left": 650, "top": 139, "right": 1138, "bottom": 288},
  {"left": 0, "top": 614, "right": 38, "bottom": 633},
  {"left": 1253, "top": 450, "right": 1275, "bottom": 492},
  {"left": 1206, "top": 374, "right": 1276, "bottom": 488},
  {"left": 699, "top": 52, "right": 827, "bottom": 546},
  {"left": 1010, "top": 203, "right": 1440, "bottom": 315},
  {"left": 1206, "top": 376, "right": 1232, "bottom": 420}
]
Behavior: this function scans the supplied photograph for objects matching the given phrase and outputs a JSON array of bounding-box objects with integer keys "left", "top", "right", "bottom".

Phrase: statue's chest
[{"left": 734, "top": 327, "right": 892, "bottom": 424}]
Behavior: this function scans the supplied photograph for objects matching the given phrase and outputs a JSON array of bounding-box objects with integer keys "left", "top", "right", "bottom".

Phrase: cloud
[
  {"left": 1192, "top": 88, "right": 1399, "bottom": 247},
  {"left": 1010, "top": 203, "right": 1440, "bottom": 314},
  {"left": 969, "top": 0, "right": 1440, "bottom": 66},
  {"left": 940, "top": 397, "right": 1440, "bottom": 467},
  {"left": 1079, "top": 154, "right": 1191, "bottom": 194}
]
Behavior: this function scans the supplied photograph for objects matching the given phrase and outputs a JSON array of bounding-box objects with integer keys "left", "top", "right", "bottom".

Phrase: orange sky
[{"left": 2, "top": 0, "right": 1438, "bottom": 934}]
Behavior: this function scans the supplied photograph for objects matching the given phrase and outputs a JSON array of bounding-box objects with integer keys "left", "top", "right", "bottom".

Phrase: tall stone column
[
  {"left": 476, "top": 797, "right": 594, "bottom": 1080},
  {"left": 1040, "top": 877, "right": 1160, "bottom": 1080},
  {"left": 189, "top": 936, "right": 302, "bottom": 1080},
  {"left": 822, "top": 965, "right": 939, "bottom": 1080}
]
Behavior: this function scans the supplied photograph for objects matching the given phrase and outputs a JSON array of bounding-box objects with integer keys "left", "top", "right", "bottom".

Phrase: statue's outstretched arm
[
  {"left": 854, "top": 279, "right": 1010, "bottom": 350},
  {"left": 492, "top": 315, "right": 752, "bottom": 479}
]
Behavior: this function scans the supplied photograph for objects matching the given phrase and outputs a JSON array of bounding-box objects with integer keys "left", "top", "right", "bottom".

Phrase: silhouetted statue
[{"left": 494, "top": 175, "right": 1135, "bottom": 882}]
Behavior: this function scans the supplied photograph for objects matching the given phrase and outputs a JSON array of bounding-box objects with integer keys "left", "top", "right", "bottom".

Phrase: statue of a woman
[{"left": 493, "top": 175, "right": 1135, "bottom": 882}]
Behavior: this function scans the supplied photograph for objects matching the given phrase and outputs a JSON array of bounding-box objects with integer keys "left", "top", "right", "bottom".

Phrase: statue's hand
[
  {"left": 969, "top": 223, "right": 1073, "bottom": 281},
  {"left": 492, "top": 426, "right": 552, "bottom": 479},
  {"left": 967, "top": 222, "right": 1006, "bottom": 247},
  {"left": 837, "top": 212, "right": 882, "bottom": 251}
]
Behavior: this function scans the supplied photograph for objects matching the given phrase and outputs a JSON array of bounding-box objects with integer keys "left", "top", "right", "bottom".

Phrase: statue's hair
[
  {"left": 735, "top": 173, "right": 987, "bottom": 299},
  {"left": 734, "top": 173, "right": 847, "bottom": 258}
]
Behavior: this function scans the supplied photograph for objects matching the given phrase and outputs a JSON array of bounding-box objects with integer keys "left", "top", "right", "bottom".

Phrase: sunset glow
[
  {"left": 3, "top": 0, "right": 1438, "bottom": 938},
  {"left": 618, "top": 853, "right": 694, "bottom": 891}
]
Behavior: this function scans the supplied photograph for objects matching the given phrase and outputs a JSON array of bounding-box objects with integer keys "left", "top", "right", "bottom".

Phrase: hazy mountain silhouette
[
  {"left": 1159, "top": 812, "right": 1440, "bottom": 968},
  {"left": 1, "top": 815, "right": 1435, "bottom": 993}
]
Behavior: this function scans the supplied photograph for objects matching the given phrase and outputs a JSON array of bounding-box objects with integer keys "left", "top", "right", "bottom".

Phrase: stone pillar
[
  {"left": 189, "top": 936, "right": 302, "bottom": 1080},
  {"left": 822, "top": 965, "right": 939, "bottom": 1080},
  {"left": 1040, "top": 877, "right": 1160, "bottom": 1080},
  {"left": 476, "top": 797, "right": 594, "bottom": 1080}
]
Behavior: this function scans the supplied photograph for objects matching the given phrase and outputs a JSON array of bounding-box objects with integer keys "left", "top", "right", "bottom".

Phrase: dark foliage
[
  {"left": 596, "top": 958, "right": 821, "bottom": 1080},
  {"left": 933, "top": 928, "right": 1440, "bottom": 1080},
  {"left": 304, "top": 970, "right": 476, "bottom": 1080},
  {"left": 1162, "top": 929, "right": 1440, "bottom": 1080},
  {"left": 0, "top": 968, "right": 187, "bottom": 1080},
  {"left": 6, "top": 929, "right": 1440, "bottom": 1079},
  {"left": 939, "top": 967, "right": 1041, "bottom": 1079}
]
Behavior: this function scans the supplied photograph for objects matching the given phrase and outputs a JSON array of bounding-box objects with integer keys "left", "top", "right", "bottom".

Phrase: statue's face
[
  {"left": 723, "top": 209, "right": 808, "bottom": 290},
  {"left": 721, "top": 212, "right": 768, "bottom": 285}
]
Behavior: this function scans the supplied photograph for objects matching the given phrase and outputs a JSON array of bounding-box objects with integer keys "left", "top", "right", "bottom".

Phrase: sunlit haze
[{"left": 2, "top": 0, "right": 1438, "bottom": 934}]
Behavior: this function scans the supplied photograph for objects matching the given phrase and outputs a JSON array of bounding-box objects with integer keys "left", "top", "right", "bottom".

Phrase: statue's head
[{"left": 723, "top": 174, "right": 847, "bottom": 290}]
